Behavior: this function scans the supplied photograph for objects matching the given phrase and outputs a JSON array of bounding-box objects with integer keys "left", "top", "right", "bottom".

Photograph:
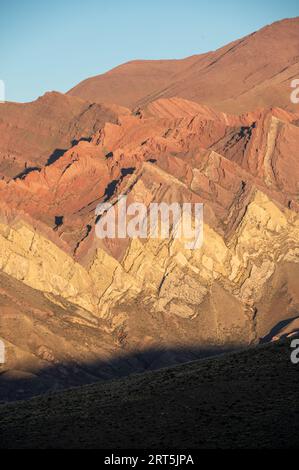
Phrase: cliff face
[
  {"left": 0, "top": 18, "right": 299, "bottom": 399},
  {"left": 1, "top": 185, "right": 298, "bottom": 344}
]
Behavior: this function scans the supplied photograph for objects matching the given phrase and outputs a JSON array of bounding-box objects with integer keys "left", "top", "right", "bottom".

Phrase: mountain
[
  {"left": 0, "top": 338, "right": 298, "bottom": 449},
  {"left": 1, "top": 99, "right": 299, "bottom": 401},
  {"left": 0, "top": 18, "right": 299, "bottom": 402},
  {"left": 0, "top": 91, "right": 129, "bottom": 179},
  {"left": 68, "top": 17, "right": 299, "bottom": 113}
]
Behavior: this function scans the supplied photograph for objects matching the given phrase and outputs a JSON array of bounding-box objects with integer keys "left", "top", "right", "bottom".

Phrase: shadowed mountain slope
[{"left": 0, "top": 338, "right": 298, "bottom": 449}]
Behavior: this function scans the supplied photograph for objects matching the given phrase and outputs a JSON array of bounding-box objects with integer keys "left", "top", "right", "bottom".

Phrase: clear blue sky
[{"left": 1, "top": 0, "right": 298, "bottom": 103}]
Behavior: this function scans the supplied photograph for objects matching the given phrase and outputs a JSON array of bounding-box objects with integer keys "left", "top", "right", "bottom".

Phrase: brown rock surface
[
  {"left": 69, "top": 18, "right": 299, "bottom": 113},
  {"left": 0, "top": 91, "right": 129, "bottom": 179}
]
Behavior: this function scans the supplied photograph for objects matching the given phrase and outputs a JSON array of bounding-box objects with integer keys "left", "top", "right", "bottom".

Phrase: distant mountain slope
[
  {"left": 0, "top": 338, "right": 298, "bottom": 449},
  {"left": 68, "top": 56, "right": 198, "bottom": 108},
  {"left": 68, "top": 17, "right": 299, "bottom": 113}
]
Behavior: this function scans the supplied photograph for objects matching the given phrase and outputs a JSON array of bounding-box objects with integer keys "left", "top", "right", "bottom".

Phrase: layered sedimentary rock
[
  {"left": 1, "top": 100, "right": 299, "bottom": 369},
  {"left": 1, "top": 18, "right": 299, "bottom": 399}
]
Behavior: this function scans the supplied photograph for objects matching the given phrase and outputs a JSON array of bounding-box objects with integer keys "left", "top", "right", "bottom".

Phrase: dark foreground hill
[{"left": 0, "top": 338, "right": 298, "bottom": 449}]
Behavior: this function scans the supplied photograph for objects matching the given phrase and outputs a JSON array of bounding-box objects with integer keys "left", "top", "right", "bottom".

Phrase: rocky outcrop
[
  {"left": 0, "top": 91, "right": 129, "bottom": 179},
  {"left": 1, "top": 180, "right": 298, "bottom": 351}
]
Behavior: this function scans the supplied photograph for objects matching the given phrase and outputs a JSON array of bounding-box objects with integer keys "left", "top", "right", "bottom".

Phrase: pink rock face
[
  {"left": 0, "top": 91, "right": 129, "bottom": 179},
  {"left": 0, "top": 97, "right": 298, "bottom": 258}
]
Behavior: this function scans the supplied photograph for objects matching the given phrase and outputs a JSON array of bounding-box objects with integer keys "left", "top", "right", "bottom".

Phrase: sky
[{"left": 1, "top": 0, "right": 298, "bottom": 103}]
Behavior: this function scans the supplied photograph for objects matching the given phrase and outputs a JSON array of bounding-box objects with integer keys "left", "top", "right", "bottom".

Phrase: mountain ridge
[{"left": 68, "top": 17, "right": 299, "bottom": 112}]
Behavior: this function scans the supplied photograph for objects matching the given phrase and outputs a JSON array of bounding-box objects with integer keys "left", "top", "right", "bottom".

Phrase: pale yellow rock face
[
  {"left": 0, "top": 189, "right": 298, "bottom": 345},
  {"left": 0, "top": 220, "right": 99, "bottom": 313},
  {"left": 122, "top": 192, "right": 299, "bottom": 327}
]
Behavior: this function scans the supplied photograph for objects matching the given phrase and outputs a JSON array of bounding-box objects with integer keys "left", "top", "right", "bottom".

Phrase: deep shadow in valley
[
  {"left": 0, "top": 344, "right": 234, "bottom": 404},
  {"left": 261, "top": 315, "right": 299, "bottom": 343},
  {"left": 0, "top": 339, "right": 298, "bottom": 449}
]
